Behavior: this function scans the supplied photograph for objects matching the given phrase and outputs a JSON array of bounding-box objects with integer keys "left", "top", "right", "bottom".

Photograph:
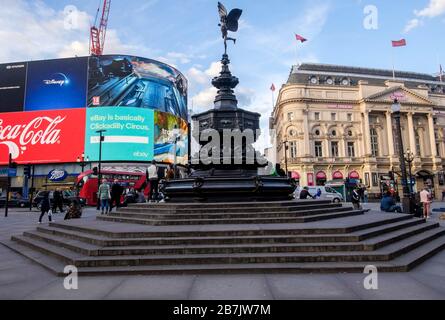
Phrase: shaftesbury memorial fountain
[{"left": 162, "top": 2, "right": 296, "bottom": 202}]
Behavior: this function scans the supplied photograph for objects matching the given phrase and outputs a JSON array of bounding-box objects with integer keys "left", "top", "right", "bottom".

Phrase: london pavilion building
[{"left": 271, "top": 63, "right": 445, "bottom": 200}]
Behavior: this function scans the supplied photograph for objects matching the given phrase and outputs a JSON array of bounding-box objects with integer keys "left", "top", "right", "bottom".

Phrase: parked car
[
  {"left": 0, "top": 194, "right": 31, "bottom": 208},
  {"left": 294, "top": 186, "right": 344, "bottom": 203},
  {"left": 32, "top": 190, "right": 80, "bottom": 210}
]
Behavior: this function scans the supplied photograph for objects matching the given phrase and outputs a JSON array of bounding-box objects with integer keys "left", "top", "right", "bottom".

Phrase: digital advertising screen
[
  {"left": 24, "top": 57, "right": 88, "bottom": 111},
  {"left": 0, "top": 108, "right": 86, "bottom": 165},
  {"left": 154, "top": 111, "right": 189, "bottom": 165},
  {"left": 85, "top": 107, "right": 155, "bottom": 162},
  {"left": 0, "top": 62, "right": 27, "bottom": 112},
  {"left": 87, "top": 55, "right": 188, "bottom": 120}
]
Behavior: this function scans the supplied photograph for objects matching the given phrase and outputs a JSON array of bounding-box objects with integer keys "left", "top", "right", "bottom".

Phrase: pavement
[{"left": 0, "top": 203, "right": 444, "bottom": 300}]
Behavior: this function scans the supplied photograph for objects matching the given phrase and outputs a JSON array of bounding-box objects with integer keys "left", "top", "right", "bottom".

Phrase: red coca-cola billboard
[{"left": 0, "top": 109, "right": 86, "bottom": 165}]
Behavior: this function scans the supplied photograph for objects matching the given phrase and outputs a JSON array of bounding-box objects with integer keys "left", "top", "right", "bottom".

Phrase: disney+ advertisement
[{"left": 24, "top": 57, "right": 88, "bottom": 111}]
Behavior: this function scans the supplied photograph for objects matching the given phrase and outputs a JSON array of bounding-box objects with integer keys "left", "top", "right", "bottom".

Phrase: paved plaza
[{"left": 0, "top": 202, "right": 444, "bottom": 300}]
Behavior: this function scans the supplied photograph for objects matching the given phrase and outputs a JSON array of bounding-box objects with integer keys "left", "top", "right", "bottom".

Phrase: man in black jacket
[
  {"left": 52, "top": 188, "right": 64, "bottom": 213},
  {"left": 110, "top": 180, "right": 123, "bottom": 212}
]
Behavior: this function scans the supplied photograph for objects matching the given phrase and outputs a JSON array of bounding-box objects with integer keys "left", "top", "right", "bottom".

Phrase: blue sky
[{"left": 1, "top": 0, "right": 445, "bottom": 149}]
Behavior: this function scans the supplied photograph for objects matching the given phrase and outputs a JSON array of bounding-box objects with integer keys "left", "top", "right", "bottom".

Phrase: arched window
[{"left": 370, "top": 128, "right": 379, "bottom": 157}]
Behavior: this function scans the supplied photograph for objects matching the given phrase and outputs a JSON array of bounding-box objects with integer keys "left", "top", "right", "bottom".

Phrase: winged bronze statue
[{"left": 218, "top": 2, "right": 242, "bottom": 54}]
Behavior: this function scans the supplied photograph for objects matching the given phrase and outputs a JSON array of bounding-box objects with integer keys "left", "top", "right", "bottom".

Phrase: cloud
[
  {"left": 192, "top": 87, "right": 217, "bottom": 111},
  {"left": 0, "top": 0, "right": 160, "bottom": 63},
  {"left": 186, "top": 61, "right": 222, "bottom": 88},
  {"left": 403, "top": 18, "right": 421, "bottom": 33},
  {"left": 404, "top": 0, "right": 445, "bottom": 33},
  {"left": 415, "top": 0, "right": 445, "bottom": 17}
]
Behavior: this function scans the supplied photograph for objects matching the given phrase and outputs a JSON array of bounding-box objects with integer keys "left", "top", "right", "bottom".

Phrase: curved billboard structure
[{"left": 0, "top": 55, "right": 188, "bottom": 165}]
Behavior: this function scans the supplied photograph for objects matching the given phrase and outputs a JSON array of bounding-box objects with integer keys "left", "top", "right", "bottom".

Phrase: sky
[{"left": 1, "top": 0, "right": 445, "bottom": 151}]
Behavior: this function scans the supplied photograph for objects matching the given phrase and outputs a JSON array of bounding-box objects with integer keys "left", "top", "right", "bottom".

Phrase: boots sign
[
  {"left": 0, "top": 109, "right": 86, "bottom": 165},
  {"left": 47, "top": 169, "right": 68, "bottom": 182}
]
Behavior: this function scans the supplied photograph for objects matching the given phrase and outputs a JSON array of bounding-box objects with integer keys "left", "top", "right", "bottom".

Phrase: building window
[
  {"left": 290, "top": 141, "right": 297, "bottom": 158},
  {"left": 287, "top": 112, "right": 294, "bottom": 121},
  {"left": 372, "top": 173, "right": 379, "bottom": 187},
  {"left": 347, "top": 113, "right": 353, "bottom": 122},
  {"left": 436, "top": 143, "right": 441, "bottom": 157},
  {"left": 331, "top": 130, "right": 337, "bottom": 137},
  {"left": 415, "top": 130, "right": 421, "bottom": 156},
  {"left": 315, "top": 112, "right": 320, "bottom": 121},
  {"left": 370, "top": 128, "right": 379, "bottom": 157},
  {"left": 331, "top": 141, "right": 339, "bottom": 157},
  {"left": 315, "top": 141, "right": 323, "bottom": 157},
  {"left": 315, "top": 129, "right": 321, "bottom": 136},
  {"left": 289, "top": 129, "right": 297, "bottom": 137},
  {"left": 347, "top": 142, "right": 355, "bottom": 157},
  {"left": 331, "top": 113, "right": 337, "bottom": 121},
  {"left": 348, "top": 130, "right": 353, "bottom": 137}
]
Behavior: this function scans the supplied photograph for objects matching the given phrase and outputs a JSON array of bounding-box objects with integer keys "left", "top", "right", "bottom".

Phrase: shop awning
[{"left": 333, "top": 171, "right": 344, "bottom": 180}]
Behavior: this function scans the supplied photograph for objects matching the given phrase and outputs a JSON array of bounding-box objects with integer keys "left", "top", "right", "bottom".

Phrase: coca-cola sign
[{"left": 0, "top": 109, "right": 86, "bottom": 165}]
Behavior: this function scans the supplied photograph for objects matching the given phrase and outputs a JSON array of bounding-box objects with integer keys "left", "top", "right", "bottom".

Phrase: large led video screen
[
  {"left": 0, "top": 62, "right": 27, "bottom": 112},
  {"left": 24, "top": 57, "right": 88, "bottom": 111},
  {"left": 87, "top": 55, "right": 188, "bottom": 120},
  {"left": 85, "top": 107, "right": 155, "bottom": 162},
  {"left": 0, "top": 109, "right": 86, "bottom": 165},
  {"left": 154, "top": 111, "right": 189, "bottom": 164}
]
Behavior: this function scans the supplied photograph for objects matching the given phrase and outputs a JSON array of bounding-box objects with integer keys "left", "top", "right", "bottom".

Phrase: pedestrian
[
  {"left": 147, "top": 161, "right": 159, "bottom": 202},
  {"left": 110, "top": 179, "right": 123, "bottom": 212},
  {"left": 299, "top": 187, "right": 315, "bottom": 200},
  {"left": 98, "top": 179, "right": 111, "bottom": 215},
  {"left": 64, "top": 200, "right": 82, "bottom": 220},
  {"left": 380, "top": 192, "right": 402, "bottom": 213},
  {"left": 52, "top": 188, "right": 64, "bottom": 213},
  {"left": 351, "top": 188, "right": 361, "bottom": 210},
  {"left": 38, "top": 192, "right": 52, "bottom": 224},
  {"left": 420, "top": 187, "right": 432, "bottom": 219},
  {"left": 136, "top": 190, "right": 147, "bottom": 203},
  {"left": 363, "top": 189, "right": 369, "bottom": 203}
]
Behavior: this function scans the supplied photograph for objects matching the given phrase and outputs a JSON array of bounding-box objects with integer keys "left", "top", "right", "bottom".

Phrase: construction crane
[{"left": 90, "top": 0, "right": 111, "bottom": 56}]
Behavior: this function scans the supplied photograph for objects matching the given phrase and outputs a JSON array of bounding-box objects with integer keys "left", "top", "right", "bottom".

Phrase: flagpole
[{"left": 391, "top": 47, "right": 396, "bottom": 80}]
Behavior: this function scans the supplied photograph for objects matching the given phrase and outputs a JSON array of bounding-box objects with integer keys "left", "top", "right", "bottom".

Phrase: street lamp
[
  {"left": 96, "top": 130, "right": 106, "bottom": 210},
  {"left": 77, "top": 153, "right": 90, "bottom": 173},
  {"left": 391, "top": 99, "right": 413, "bottom": 214},
  {"left": 404, "top": 149, "right": 415, "bottom": 195}
]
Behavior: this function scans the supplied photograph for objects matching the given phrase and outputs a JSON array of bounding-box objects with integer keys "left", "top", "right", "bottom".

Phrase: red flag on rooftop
[
  {"left": 295, "top": 34, "right": 307, "bottom": 43},
  {"left": 270, "top": 84, "right": 276, "bottom": 92},
  {"left": 392, "top": 39, "right": 407, "bottom": 47}
]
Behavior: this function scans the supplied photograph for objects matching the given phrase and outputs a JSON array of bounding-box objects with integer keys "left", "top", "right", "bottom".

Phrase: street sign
[{"left": 7, "top": 168, "right": 17, "bottom": 177}]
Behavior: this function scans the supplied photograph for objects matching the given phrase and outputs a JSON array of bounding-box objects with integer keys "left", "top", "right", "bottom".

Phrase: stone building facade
[{"left": 271, "top": 63, "right": 445, "bottom": 199}]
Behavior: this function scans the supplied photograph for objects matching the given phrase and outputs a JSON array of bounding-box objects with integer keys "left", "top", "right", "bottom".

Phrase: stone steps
[
  {"left": 7, "top": 227, "right": 445, "bottom": 268},
  {"left": 19, "top": 221, "right": 439, "bottom": 257},
  {"left": 118, "top": 203, "right": 341, "bottom": 214},
  {"left": 4, "top": 236, "right": 445, "bottom": 275},
  {"left": 97, "top": 209, "right": 364, "bottom": 226},
  {"left": 127, "top": 200, "right": 332, "bottom": 210},
  {"left": 111, "top": 206, "right": 350, "bottom": 220},
  {"left": 34, "top": 217, "right": 425, "bottom": 247}
]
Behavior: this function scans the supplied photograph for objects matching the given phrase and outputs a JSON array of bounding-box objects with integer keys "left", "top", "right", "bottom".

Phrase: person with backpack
[{"left": 351, "top": 188, "right": 361, "bottom": 210}]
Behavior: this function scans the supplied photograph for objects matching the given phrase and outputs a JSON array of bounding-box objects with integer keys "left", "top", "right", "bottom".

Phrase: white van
[{"left": 295, "top": 186, "right": 344, "bottom": 203}]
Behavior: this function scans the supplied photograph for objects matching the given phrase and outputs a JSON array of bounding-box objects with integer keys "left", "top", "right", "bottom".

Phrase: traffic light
[
  {"left": 23, "top": 165, "right": 31, "bottom": 178},
  {"left": 92, "top": 167, "right": 99, "bottom": 176}
]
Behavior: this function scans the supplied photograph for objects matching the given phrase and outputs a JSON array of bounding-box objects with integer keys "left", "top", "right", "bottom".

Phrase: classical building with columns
[{"left": 271, "top": 63, "right": 445, "bottom": 199}]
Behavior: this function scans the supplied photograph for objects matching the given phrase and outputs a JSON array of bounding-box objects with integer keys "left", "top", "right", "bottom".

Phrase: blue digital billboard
[
  {"left": 24, "top": 57, "right": 88, "bottom": 111},
  {"left": 88, "top": 55, "right": 188, "bottom": 120}
]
